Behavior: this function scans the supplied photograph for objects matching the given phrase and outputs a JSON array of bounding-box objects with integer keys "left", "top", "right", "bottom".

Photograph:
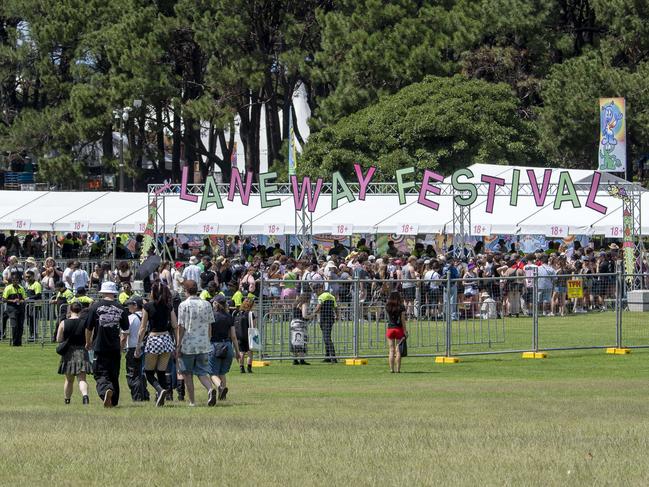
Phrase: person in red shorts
[{"left": 385, "top": 291, "right": 407, "bottom": 373}]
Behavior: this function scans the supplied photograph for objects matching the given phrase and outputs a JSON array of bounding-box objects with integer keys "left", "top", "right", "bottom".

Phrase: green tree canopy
[{"left": 299, "top": 75, "right": 540, "bottom": 179}]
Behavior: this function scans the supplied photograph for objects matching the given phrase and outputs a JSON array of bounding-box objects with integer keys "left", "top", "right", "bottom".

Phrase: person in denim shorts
[{"left": 176, "top": 280, "right": 217, "bottom": 407}]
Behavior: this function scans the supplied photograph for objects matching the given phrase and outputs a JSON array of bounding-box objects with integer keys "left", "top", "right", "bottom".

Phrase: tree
[
  {"left": 539, "top": 54, "right": 649, "bottom": 170},
  {"left": 309, "top": 0, "right": 479, "bottom": 128},
  {"left": 299, "top": 75, "right": 540, "bottom": 179}
]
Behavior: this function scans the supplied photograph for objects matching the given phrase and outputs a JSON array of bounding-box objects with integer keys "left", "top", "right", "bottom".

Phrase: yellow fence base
[
  {"left": 251, "top": 360, "right": 271, "bottom": 367},
  {"left": 345, "top": 358, "right": 368, "bottom": 366},
  {"left": 522, "top": 352, "right": 548, "bottom": 359},
  {"left": 606, "top": 348, "right": 631, "bottom": 355},
  {"left": 435, "top": 356, "right": 460, "bottom": 364}
]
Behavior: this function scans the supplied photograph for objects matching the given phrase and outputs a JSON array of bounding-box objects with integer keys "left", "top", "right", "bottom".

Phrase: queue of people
[{"left": 0, "top": 233, "right": 632, "bottom": 401}]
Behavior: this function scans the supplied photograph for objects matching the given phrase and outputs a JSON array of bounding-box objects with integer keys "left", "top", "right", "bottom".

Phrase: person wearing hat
[
  {"left": 182, "top": 256, "right": 202, "bottom": 289},
  {"left": 172, "top": 261, "right": 185, "bottom": 295},
  {"left": 120, "top": 296, "right": 149, "bottom": 402},
  {"left": 24, "top": 257, "right": 39, "bottom": 277},
  {"left": 84, "top": 281, "right": 130, "bottom": 408}
]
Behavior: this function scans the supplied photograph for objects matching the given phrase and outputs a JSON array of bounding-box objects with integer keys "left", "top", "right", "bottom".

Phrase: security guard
[
  {"left": 72, "top": 286, "right": 94, "bottom": 308},
  {"left": 24, "top": 270, "right": 42, "bottom": 340},
  {"left": 309, "top": 287, "right": 339, "bottom": 363},
  {"left": 199, "top": 281, "right": 223, "bottom": 302},
  {"left": 3, "top": 272, "right": 27, "bottom": 346}
]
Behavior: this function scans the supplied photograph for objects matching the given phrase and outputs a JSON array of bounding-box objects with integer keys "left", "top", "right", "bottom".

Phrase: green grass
[
  {"left": 1, "top": 343, "right": 649, "bottom": 486},
  {"left": 261, "top": 310, "right": 649, "bottom": 358}
]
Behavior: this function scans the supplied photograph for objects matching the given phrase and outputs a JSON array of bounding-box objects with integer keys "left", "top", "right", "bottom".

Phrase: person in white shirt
[
  {"left": 62, "top": 260, "right": 75, "bottom": 290},
  {"left": 182, "top": 256, "right": 202, "bottom": 289},
  {"left": 120, "top": 297, "right": 149, "bottom": 402},
  {"left": 172, "top": 262, "right": 184, "bottom": 294},
  {"left": 71, "top": 261, "right": 89, "bottom": 292}
]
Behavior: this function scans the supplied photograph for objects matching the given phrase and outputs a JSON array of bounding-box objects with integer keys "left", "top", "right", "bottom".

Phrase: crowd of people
[{"left": 0, "top": 232, "right": 630, "bottom": 402}]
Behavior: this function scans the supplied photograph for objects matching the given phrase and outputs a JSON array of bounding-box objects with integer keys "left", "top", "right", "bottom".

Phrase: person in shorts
[
  {"left": 208, "top": 295, "right": 241, "bottom": 402},
  {"left": 176, "top": 280, "right": 216, "bottom": 407},
  {"left": 385, "top": 291, "right": 407, "bottom": 373}
]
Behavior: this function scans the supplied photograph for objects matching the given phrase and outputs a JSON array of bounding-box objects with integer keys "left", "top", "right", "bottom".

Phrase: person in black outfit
[
  {"left": 3, "top": 273, "right": 26, "bottom": 346},
  {"left": 208, "top": 295, "right": 241, "bottom": 402},
  {"left": 135, "top": 281, "right": 177, "bottom": 407},
  {"left": 56, "top": 302, "right": 91, "bottom": 404},
  {"left": 121, "top": 297, "right": 149, "bottom": 402},
  {"left": 85, "top": 282, "right": 130, "bottom": 408}
]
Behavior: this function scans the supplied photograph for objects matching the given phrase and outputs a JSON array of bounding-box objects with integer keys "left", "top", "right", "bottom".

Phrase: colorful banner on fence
[{"left": 598, "top": 98, "right": 626, "bottom": 173}]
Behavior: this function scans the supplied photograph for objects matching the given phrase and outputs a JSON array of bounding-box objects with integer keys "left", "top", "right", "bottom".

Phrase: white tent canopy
[{"left": 0, "top": 164, "right": 639, "bottom": 236}]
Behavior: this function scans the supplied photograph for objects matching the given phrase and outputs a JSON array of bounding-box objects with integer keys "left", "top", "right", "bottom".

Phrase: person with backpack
[
  {"left": 290, "top": 294, "right": 310, "bottom": 365},
  {"left": 232, "top": 298, "right": 255, "bottom": 373},
  {"left": 121, "top": 297, "right": 149, "bottom": 402}
]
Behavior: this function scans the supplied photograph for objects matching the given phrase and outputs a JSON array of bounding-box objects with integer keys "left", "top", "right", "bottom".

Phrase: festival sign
[
  {"left": 599, "top": 98, "right": 626, "bottom": 173},
  {"left": 179, "top": 165, "right": 610, "bottom": 217}
]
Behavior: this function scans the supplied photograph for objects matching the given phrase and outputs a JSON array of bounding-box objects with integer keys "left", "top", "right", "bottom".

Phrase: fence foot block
[
  {"left": 252, "top": 360, "right": 271, "bottom": 367},
  {"left": 435, "top": 356, "right": 460, "bottom": 364},
  {"left": 522, "top": 352, "right": 547, "bottom": 359},
  {"left": 345, "top": 359, "right": 368, "bottom": 366},
  {"left": 606, "top": 348, "right": 631, "bottom": 355}
]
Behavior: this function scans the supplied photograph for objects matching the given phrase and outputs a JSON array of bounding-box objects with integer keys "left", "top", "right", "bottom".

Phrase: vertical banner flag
[
  {"left": 623, "top": 207, "right": 634, "bottom": 282},
  {"left": 598, "top": 98, "right": 626, "bottom": 173},
  {"left": 288, "top": 108, "right": 297, "bottom": 176},
  {"left": 230, "top": 141, "right": 238, "bottom": 168}
]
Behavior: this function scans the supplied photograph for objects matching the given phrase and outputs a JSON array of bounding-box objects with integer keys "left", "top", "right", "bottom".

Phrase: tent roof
[{"left": 0, "top": 163, "right": 639, "bottom": 236}]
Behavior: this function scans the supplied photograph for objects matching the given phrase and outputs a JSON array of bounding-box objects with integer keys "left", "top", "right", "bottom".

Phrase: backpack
[{"left": 290, "top": 318, "right": 308, "bottom": 347}]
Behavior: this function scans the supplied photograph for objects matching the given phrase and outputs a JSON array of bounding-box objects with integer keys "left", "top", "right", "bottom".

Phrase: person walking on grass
[
  {"left": 176, "top": 280, "right": 217, "bottom": 407},
  {"left": 209, "top": 295, "right": 241, "bottom": 402},
  {"left": 57, "top": 302, "right": 91, "bottom": 404},
  {"left": 309, "top": 286, "right": 338, "bottom": 363},
  {"left": 121, "top": 296, "right": 149, "bottom": 402},
  {"left": 85, "top": 281, "right": 130, "bottom": 408},
  {"left": 135, "top": 281, "right": 178, "bottom": 407},
  {"left": 385, "top": 291, "right": 407, "bottom": 373},
  {"left": 233, "top": 297, "right": 255, "bottom": 373}
]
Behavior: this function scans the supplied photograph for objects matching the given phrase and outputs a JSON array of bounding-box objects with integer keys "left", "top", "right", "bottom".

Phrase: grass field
[{"left": 1, "top": 339, "right": 649, "bottom": 486}]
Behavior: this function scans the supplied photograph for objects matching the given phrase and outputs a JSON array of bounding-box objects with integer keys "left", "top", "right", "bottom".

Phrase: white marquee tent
[{"left": 0, "top": 164, "right": 640, "bottom": 237}]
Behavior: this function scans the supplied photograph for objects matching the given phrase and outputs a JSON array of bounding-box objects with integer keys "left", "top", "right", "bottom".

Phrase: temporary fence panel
[
  {"left": 620, "top": 273, "right": 649, "bottom": 348},
  {"left": 255, "top": 272, "right": 639, "bottom": 361},
  {"left": 535, "top": 272, "right": 618, "bottom": 350},
  {"left": 1, "top": 300, "right": 63, "bottom": 346}
]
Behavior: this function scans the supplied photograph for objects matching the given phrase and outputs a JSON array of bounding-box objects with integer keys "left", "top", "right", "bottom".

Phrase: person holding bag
[
  {"left": 56, "top": 302, "right": 91, "bottom": 404},
  {"left": 385, "top": 291, "right": 408, "bottom": 373},
  {"left": 208, "top": 295, "right": 241, "bottom": 402}
]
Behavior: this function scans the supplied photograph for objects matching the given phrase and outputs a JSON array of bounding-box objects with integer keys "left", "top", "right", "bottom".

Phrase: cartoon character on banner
[{"left": 599, "top": 100, "right": 625, "bottom": 171}]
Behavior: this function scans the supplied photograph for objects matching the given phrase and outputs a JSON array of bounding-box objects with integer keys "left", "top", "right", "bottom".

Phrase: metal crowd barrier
[
  {"left": 0, "top": 300, "right": 64, "bottom": 346},
  {"left": 255, "top": 270, "right": 640, "bottom": 361}
]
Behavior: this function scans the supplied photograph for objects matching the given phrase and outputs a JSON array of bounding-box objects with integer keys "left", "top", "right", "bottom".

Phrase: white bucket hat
[{"left": 99, "top": 282, "right": 119, "bottom": 295}]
